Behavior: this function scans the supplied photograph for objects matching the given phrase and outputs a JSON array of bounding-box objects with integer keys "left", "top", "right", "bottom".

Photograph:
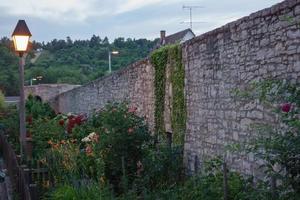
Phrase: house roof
[{"left": 165, "top": 28, "right": 195, "bottom": 44}]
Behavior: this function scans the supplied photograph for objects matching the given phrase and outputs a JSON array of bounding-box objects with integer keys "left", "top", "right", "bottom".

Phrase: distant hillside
[{"left": 0, "top": 36, "right": 159, "bottom": 95}]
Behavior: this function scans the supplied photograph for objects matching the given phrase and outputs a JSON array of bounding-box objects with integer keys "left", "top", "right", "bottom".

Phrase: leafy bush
[
  {"left": 35, "top": 103, "right": 153, "bottom": 196},
  {"left": 45, "top": 183, "right": 112, "bottom": 200},
  {"left": 0, "top": 90, "right": 5, "bottom": 111},
  {"left": 26, "top": 94, "right": 56, "bottom": 119},
  {"left": 31, "top": 116, "right": 66, "bottom": 158},
  {"left": 140, "top": 145, "right": 183, "bottom": 190},
  {"left": 139, "top": 158, "right": 254, "bottom": 200},
  {"left": 180, "top": 158, "right": 248, "bottom": 200},
  {"left": 236, "top": 80, "right": 300, "bottom": 199},
  {"left": 87, "top": 103, "right": 152, "bottom": 193}
]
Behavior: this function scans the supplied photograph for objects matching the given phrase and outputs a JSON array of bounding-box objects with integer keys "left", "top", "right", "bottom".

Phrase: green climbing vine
[
  {"left": 151, "top": 44, "right": 186, "bottom": 145},
  {"left": 151, "top": 46, "right": 168, "bottom": 136},
  {"left": 169, "top": 45, "right": 186, "bottom": 145}
]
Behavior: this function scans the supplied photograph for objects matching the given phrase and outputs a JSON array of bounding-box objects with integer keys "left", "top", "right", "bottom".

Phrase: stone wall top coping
[
  {"left": 51, "top": 57, "right": 150, "bottom": 99},
  {"left": 25, "top": 84, "right": 81, "bottom": 89},
  {"left": 182, "top": 0, "right": 299, "bottom": 46}
]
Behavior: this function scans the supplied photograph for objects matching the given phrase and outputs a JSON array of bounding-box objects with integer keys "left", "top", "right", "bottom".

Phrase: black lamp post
[{"left": 12, "top": 20, "right": 32, "bottom": 160}]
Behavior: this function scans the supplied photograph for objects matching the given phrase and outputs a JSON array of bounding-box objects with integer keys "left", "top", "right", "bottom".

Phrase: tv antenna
[{"left": 182, "top": 5, "right": 204, "bottom": 30}]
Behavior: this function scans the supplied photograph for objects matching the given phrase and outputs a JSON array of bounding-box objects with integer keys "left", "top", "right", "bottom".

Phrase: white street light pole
[
  {"left": 108, "top": 51, "right": 111, "bottom": 74},
  {"left": 108, "top": 50, "right": 119, "bottom": 74},
  {"left": 30, "top": 78, "right": 36, "bottom": 86}
]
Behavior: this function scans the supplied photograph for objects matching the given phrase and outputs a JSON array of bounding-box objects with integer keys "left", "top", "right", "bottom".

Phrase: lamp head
[
  {"left": 12, "top": 20, "right": 32, "bottom": 54},
  {"left": 111, "top": 51, "right": 119, "bottom": 55}
]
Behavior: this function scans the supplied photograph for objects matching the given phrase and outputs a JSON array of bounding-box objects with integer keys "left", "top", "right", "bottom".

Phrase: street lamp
[
  {"left": 12, "top": 20, "right": 32, "bottom": 160},
  {"left": 29, "top": 75, "right": 42, "bottom": 86},
  {"left": 108, "top": 50, "right": 119, "bottom": 73},
  {"left": 30, "top": 78, "right": 36, "bottom": 86}
]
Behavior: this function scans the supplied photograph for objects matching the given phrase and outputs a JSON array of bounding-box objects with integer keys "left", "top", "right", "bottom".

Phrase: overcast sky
[{"left": 0, "top": 0, "right": 283, "bottom": 42}]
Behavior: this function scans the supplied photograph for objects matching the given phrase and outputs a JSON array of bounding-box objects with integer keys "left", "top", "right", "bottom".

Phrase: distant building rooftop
[
  {"left": 158, "top": 29, "right": 196, "bottom": 47},
  {"left": 165, "top": 29, "right": 195, "bottom": 44}
]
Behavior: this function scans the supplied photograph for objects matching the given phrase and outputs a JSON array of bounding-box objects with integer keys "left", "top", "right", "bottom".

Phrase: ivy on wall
[
  {"left": 150, "top": 44, "right": 186, "bottom": 145},
  {"left": 169, "top": 46, "right": 186, "bottom": 145},
  {"left": 151, "top": 46, "right": 168, "bottom": 137}
]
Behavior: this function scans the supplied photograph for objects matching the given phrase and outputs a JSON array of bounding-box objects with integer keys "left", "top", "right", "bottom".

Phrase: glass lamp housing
[{"left": 13, "top": 35, "right": 30, "bottom": 52}]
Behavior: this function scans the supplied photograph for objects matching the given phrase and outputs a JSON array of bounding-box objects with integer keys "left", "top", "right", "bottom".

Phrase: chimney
[{"left": 160, "top": 30, "right": 166, "bottom": 45}]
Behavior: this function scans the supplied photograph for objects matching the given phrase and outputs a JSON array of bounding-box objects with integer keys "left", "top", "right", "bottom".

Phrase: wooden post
[
  {"left": 271, "top": 176, "right": 277, "bottom": 199},
  {"left": 121, "top": 156, "right": 127, "bottom": 192},
  {"left": 26, "top": 137, "right": 33, "bottom": 160},
  {"left": 37, "top": 160, "right": 40, "bottom": 186},
  {"left": 23, "top": 168, "right": 30, "bottom": 184},
  {"left": 166, "top": 132, "right": 172, "bottom": 148},
  {"left": 29, "top": 184, "right": 38, "bottom": 200},
  {"left": 194, "top": 155, "right": 199, "bottom": 174}
]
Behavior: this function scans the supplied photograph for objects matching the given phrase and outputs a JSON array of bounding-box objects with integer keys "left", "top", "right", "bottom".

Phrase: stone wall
[
  {"left": 183, "top": 0, "right": 300, "bottom": 175},
  {"left": 25, "top": 84, "right": 80, "bottom": 101},
  {"left": 49, "top": 0, "right": 300, "bottom": 176},
  {"left": 50, "top": 59, "right": 155, "bottom": 130}
]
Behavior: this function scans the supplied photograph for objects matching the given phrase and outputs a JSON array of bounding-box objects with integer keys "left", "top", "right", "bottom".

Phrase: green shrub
[
  {"left": 0, "top": 90, "right": 5, "bottom": 111},
  {"left": 46, "top": 183, "right": 112, "bottom": 200},
  {"left": 140, "top": 145, "right": 183, "bottom": 190},
  {"left": 40, "top": 103, "right": 152, "bottom": 195},
  {"left": 31, "top": 117, "right": 65, "bottom": 158},
  {"left": 236, "top": 80, "right": 300, "bottom": 199},
  {"left": 88, "top": 103, "right": 152, "bottom": 193},
  {"left": 0, "top": 106, "right": 20, "bottom": 151},
  {"left": 26, "top": 94, "right": 55, "bottom": 119}
]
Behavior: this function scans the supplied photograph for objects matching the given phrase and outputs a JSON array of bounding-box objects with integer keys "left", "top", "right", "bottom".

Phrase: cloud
[
  {"left": 115, "top": 0, "right": 167, "bottom": 14},
  {"left": 0, "top": 0, "right": 181, "bottom": 23},
  {"left": 0, "top": 0, "right": 284, "bottom": 41},
  {"left": 0, "top": 0, "right": 103, "bottom": 22}
]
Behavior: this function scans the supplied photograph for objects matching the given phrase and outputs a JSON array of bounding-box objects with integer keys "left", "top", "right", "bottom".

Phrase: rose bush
[{"left": 235, "top": 80, "right": 300, "bottom": 199}]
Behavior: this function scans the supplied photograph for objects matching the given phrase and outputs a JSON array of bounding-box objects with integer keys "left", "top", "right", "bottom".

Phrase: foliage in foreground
[
  {"left": 2, "top": 87, "right": 300, "bottom": 199},
  {"left": 235, "top": 80, "right": 300, "bottom": 199},
  {"left": 0, "top": 90, "right": 5, "bottom": 111}
]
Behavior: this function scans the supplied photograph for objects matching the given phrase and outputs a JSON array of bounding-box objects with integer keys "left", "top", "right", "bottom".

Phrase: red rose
[
  {"left": 26, "top": 115, "right": 33, "bottom": 125},
  {"left": 74, "top": 115, "right": 83, "bottom": 125},
  {"left": 68, "top": 115, "right": 74, "bottom": 120},
  {"left": 67, "top": 119, "right": 76, "bottom": 133},
  {"left": 281, "top": 103, "right": 291, "bottom": 113},
  {"left": 59, "top": 119, "right": 65, "bottom": 126}
]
